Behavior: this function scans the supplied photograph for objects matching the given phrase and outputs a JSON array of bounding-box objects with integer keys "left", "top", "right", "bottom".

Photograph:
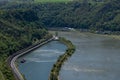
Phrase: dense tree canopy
[
  {"left": 0, "top": 0, "right": 119, "bottom": 31},
  {"left": 0, "top": 4, "right": 49, "bottom": 80}
]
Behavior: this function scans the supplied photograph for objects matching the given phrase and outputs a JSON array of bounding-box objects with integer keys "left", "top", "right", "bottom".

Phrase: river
[
  {"left": 55, "top": 31, "right": 120, "bottom": 80},
  {"left": 17, "top": 31, "right": 120, "bottom": 80},
  {"left": 17, "top": 41, "right": 67, "bottom": 80}
]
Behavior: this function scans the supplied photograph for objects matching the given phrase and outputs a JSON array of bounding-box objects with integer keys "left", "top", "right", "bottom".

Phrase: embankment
[{"left": 49, "top": 37, "right": 75, "bottom": 80}]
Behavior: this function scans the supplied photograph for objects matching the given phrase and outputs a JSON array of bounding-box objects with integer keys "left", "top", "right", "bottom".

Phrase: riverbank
[
  {"left": 50, "top": 30, "right": 120, "bottom": 41},
  {"left": 8, "top": 37, "right": 54, "bottom": 80},
  {"left": 49, "top": 37, "right": 75, "bottom": 80},
  {"left": 103, "top": 34, "right": 120, "bottom": 40}
]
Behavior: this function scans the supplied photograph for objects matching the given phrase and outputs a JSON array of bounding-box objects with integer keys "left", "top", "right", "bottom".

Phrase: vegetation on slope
[
  {"left": 0, "top": 9, "right": 51, "bottom": 80},
  {"left": 1, "top": 0, "right": 119, "bottom": 31},
  {"left": 0, "top": 0, "right": 120, "bottom": 79}
]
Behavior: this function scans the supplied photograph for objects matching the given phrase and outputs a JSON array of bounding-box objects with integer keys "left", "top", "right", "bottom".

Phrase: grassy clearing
[
  {"left": 34, "top": 0, "right": 102, "bottom": 3},
  {"left": 34, "top": 0, "right": 73, "bottom": 3},
  {"left": 34, "top": 0, "right": 105, "bottom": 4},
  {"left": 104, "top": 35, "right": 120, "bottom": 40}
]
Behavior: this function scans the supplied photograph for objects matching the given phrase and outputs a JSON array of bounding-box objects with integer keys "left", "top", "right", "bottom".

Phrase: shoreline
[
  {"left": 7, "top": 37, "right": 54, "bottom": 80},
  {"left": 49, "top": 30, "right": 120, "bottom": 40},
  {"left": 7, "top": 30, "right": 120, "bottom": 80},
  {"left": 49, "top": 37, "right": 75, "bottom": 80},
  {"left": 103, "top": 34, "right": 120, "bottom": 40}
]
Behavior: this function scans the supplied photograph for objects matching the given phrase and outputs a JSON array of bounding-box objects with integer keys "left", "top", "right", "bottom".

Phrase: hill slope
[
  {"left": 1, "top": 0, "right": 119, "bottom": 31},
  {"left": 0, "top": 8, "right": 50, "bottom": 80},
  {"left": 0, "top": 0, "right": 120, "bottom": 80}
]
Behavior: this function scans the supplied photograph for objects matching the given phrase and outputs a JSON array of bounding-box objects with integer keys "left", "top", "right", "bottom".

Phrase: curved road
[{"left": 10, "top": 37, "right": 54, "bottom": 80}]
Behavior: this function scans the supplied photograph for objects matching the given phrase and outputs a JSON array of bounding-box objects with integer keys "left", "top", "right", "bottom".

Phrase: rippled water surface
[
  {"left": 57, "top": 31, "right": 120, "bottom": 80},
  {"left": 17, "top": 41, "right": 67, "bottom": 80}
]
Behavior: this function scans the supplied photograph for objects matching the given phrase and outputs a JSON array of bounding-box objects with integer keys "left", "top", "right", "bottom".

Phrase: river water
[
  {"left": 17, "top": 41, "right": 67, "bottom": 80},
  {"left": 57, "top": 31, "right": 120, "bottom": 80},
  {"left": 18, "top": 31, "right": 120, "bottom": 80}
]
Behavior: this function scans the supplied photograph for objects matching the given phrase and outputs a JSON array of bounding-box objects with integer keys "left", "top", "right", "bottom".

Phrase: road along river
[
  {"left": 17, "top": 41, "right": 67, "bottom": 80},
  {"left": 51, "top": 31, "right": 120, "bottom": 80},
  {"left": 9, "top": 38, "right": 54, "bottom": 80}
]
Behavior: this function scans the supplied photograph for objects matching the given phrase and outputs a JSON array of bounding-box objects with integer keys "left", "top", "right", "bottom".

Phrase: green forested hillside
[
  {"left": 0, "top": 0, "right": 120, "bottom": 80},
  {"left": 1, "top": 0, "right": 119, "bottom": 31},
  {"left": 0, "top": 8, "right": 50, "bottom": 80}
]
